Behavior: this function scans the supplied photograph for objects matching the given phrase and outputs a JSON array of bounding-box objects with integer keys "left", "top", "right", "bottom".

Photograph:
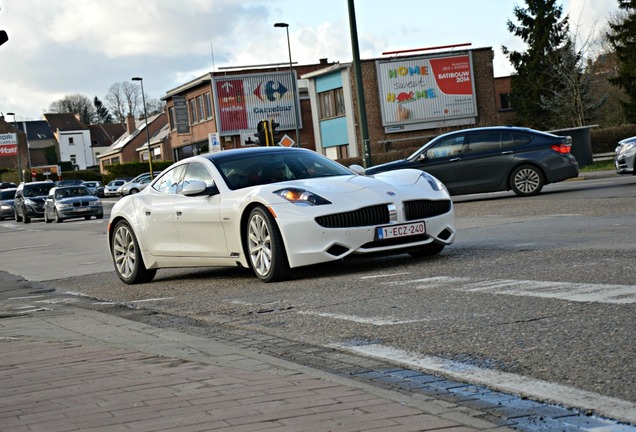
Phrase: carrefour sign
[
  {"left": 0, "top": 133, "right": 17, "bottom": 157},
  {"left": 213, "top": 71, "right": 301, "bottom": 135},
  {"left": 376, "top": 52, "right": 478, "bottom": 132}
]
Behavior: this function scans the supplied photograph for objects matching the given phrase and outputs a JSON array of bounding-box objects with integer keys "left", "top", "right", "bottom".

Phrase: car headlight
[
  {"left": 90, "top": 200, "right": 102, "bottom": 207},
  {"left": 24, "top": 198, "right": 36, "bottom": 206},
  {"left": 274, "top": 188, "right": 331, "bottom": 206},
  {"left": 57, "top": 203, "right": 73, "bottom": 209},
  {"left": 419, "top": 171, "right": 446, "bottom": 191}
]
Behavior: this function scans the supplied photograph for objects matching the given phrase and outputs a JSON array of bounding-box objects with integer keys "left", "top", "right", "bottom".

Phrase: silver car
[
  {"left": 118, "top": 172, "right": 161, "bottom": 196},
  {"left": 104, "top": 179, "right": 126, "bottom": 197},
  {"left": 615, "top": 136, "right": 636, "bottom": 175}
]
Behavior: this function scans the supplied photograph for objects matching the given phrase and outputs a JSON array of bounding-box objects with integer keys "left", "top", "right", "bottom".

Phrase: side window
[
  {"left": 181, "top": 162, "right": 214, "bottom": 192},
  {"left": 512, "top": 133, "right": 533, "bottom": 146},
  {"left": 426, "top": 135, "right": 464, "bottom": 159},
  {"left": 466, "top": 133, "right": 501, "bottom": 153},
  {"left": 153, "top": 165, "right": 185, "bottom": 194}
]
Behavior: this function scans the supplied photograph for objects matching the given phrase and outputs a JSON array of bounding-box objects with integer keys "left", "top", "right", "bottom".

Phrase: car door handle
[
  {"left": 501, "top": 150, "right": 514, "bottom": 155},
  {"left": 449, "top": 157, "right": 462, "bottom": 162},
  {"left": 145, "top": 211, "right": 151, "bottom": 216},
  {"left": 176, "top": 211, "right": 182, "bottom": 216}
]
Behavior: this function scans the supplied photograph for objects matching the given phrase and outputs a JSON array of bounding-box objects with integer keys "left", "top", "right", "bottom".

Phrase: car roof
[{"left": 200, "top": 146, "right": 309, "bottom": 163}]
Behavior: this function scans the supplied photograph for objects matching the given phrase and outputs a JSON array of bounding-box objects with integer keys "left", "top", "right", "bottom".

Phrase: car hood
[
  {"left": 261, "top": 170, "right": 446, "bottom": 207},
  {"left": 57, "top": 196, "right": 99, "bottom": 204},
  {"left": 364, "top": 159, "right": 415, "bottom": 175}
]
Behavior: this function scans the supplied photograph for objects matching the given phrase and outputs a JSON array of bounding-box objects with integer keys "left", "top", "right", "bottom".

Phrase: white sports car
[{"left": 107, "top": 147, "right": 456, "bottom": 283}]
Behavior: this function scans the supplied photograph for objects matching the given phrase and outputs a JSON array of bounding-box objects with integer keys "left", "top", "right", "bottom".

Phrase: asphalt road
[{"left": 1, "top": 174, "right": 635, "bottom": 422}]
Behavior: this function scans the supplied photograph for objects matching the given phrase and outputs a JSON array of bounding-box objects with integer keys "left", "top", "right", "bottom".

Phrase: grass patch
[{"left": 581, "top": 160, "right": 615, "bottom": 172}]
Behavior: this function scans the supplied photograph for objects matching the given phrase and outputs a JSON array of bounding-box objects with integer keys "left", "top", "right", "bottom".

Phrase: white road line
[
  {"left": 129, "top": 297, "right": 174, "bottom": 303},
  {"left": 331, "top": 342, "right": 636, "bottom": 425},
  {"left": 383, "top": 277, "right": 636, "bottom": 304},
  {"left": 297, "top": 311, "right": 425, "bottom": 326},
  {"left": 360, "top": 272, "right": 412, "bottom": 279}
]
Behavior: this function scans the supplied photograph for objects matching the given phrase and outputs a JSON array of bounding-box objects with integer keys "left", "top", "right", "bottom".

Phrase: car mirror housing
[
  {"left": 181, "top": 180, "right": 218, "bottom": 197},
  {"left": 349, "top": 164, "right": 365, "bottom": 176}
]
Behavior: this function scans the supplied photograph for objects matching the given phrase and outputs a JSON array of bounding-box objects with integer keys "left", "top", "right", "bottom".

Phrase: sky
[{"left": 0, "top": 0, "right": 620, "bottom": 121}]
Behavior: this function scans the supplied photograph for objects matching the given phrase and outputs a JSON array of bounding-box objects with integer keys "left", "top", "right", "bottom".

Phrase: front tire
[
  {"left": 55, "top": 209, "right": 63, "bottom": 223},
  {"left": 510, "top": 165, "right": 544, "bottom": 196},
  {"left": 44, "top": 210, "right": 52, "bottom": 223},
  {"left": 111, "top": 220, "right": 157, "bottom": 284},
  {"left": 14, "top": 208, "right": 22, "bottom": 223},
  {"left": 246, "top": 207, "right": 289, "bottom": 282}
]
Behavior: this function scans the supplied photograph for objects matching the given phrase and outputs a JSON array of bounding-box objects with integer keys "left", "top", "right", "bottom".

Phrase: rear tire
[
  {"left": 510, "top": 165, "right": 544, "bottom": 196},
  {"left": 111, "top": 220, "right": 157, "bottom": 284},
  {"left": 246, "top": 207, "right": 289, "bottom": 282}
]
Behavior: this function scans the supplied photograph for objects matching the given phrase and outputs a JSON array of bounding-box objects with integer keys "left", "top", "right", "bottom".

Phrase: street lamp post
[
  {"left": 6, "top": 112, "right": 23, "bottom": 183},
  {"left": 274, "top": 22, "right": 300, "bottom": 146},
  {"left": 131, "top": 77, "right": 154, "bottom": 180}
]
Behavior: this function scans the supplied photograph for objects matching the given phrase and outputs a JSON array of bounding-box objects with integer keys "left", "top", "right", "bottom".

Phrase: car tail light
[{"left": 551, "top": 141, "right": 572, "bottom": 154}]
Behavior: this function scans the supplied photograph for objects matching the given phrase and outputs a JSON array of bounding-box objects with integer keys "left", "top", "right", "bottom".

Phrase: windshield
[
  {"left": 24, "top": 185, "right": 53, "bottom": 197},
  {"left": 213, "top": 150, "right": 354, "bottom": 190}
]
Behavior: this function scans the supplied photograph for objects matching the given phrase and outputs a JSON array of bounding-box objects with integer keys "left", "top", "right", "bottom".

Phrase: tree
[
  {"left": 49, "top": 94, "right": 96, "bottom": 125},
  {"left": 606, "top": 0, "right": 636, "bottom": 122},
  {"left": 502, "top": 0, "right": 571, "bottom": 128},
  {"left": 94, "top": 96, "right": 113, "bottom": 124},
  {"left": 104, "top": 82, "right": 141, "bottom": 123}
]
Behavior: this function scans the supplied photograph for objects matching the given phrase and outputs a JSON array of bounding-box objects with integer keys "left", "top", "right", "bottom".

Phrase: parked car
[
  {"left": 43, "top": 186, "right": 104, "bottom": 223},
  {"left": 0, "top": 181, "right": 17, "bottom": 189},
  {"left": 104, "top": 179, "right": 127, "bottom": 197},
  {"left": 0, "top": 188, "right": 17, "bottom": 220},
  {"left": 365, "top": 126, "right": 580, "bottom": 197},
  {"left": 614, "top": 136, "right": 636, "bottom": 175},
  {"left": 14, "top": 181, "right": 56, "bottom": 223},
  {"left": 57, "top": 179, "right": 85, "bottom": 187},
  {"left": 117, "top": 172, "right": 161, "bottom": 196},
  {"left": 108, "top": 147, "right": 456, "bottom": 284},
  {"left": 81, "top": 180, "right": 103, "bottom": 196}
]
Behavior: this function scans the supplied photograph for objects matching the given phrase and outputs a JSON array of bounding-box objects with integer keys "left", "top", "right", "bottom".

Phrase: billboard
[
  {"left": 173, "top": 96, "right": 190, "bottom": 134},
  {"left": 0, "top": 133, "right": 17, "bottom": 157},
  {"left": 213, "top": 71, "right": 301, "bottom": 136},
  {"left": 376, "top": 52, "right": 478, "bottom": 132}
]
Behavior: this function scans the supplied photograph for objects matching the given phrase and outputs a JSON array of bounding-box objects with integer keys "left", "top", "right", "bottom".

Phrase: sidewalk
[{"left": 0, "top": 285, "right": 504, "bottom": 432}]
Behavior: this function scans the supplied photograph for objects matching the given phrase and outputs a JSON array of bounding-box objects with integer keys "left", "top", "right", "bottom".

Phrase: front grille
[
  {"left": 404, "top": 199, "right": 451, "bottom": 220},
  {"left": 316, "top": 204, "right": 390, "bottom": 228}
]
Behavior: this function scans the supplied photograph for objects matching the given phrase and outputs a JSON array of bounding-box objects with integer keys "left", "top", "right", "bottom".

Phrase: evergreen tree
[
  {"left": 502, "top": 0, "right": 571, "bottom": 128},
  {"left": 94, "top": 96, "right": 113, "bottom": 124},
  {"left": 607, "top": 0, "right": 636, "bottom": 122}
]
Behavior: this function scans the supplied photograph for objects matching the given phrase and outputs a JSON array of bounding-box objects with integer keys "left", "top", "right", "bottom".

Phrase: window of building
[
  {"left": 197, "top": 95, "right": 205, "bottom": 122},
  {"left": 189, "top": 98, "right": 197, "bottom": 124},
  {"left": 318, "top": 88, "right": 345, "bottom": 120},
  {"left": 70, "top": 154, "right": 77, "bottom": 165},
  {"left": 500, "top": 93, "right": 512, "bottom": 110},
  {"left": 204, "top": 92, "right": 212, "bottom": 119},
  {"left": 168, "top": 106, "right": 176, "bottom": 130},
  {"left": 68, "top": 137, "right": 75, "bottom": 145}
]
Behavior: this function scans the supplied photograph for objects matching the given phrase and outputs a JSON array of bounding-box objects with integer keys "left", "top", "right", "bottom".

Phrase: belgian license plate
[
  {"left": 76, "top": 207, "right": 89, "bottom": 212},
  {"left": 377, "top": 222, "right": 426, "bottom": 240}
]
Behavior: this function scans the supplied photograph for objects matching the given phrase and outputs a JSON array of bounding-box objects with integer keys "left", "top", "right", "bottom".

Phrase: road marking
[
  {"left": 384, "top": 277, "right": 636, "bottom": 304},
  {"left": 332, "top": 342, "right": 636, "bottom": 425},
  {"left": 129, "top": 297, "right": 174, "bottom": 303},
  {"left": 360, "top": 272, "right": 412, "bottom": 279},
  {"left": 297, "top": 311, "right": 425, "bottom": 326}
]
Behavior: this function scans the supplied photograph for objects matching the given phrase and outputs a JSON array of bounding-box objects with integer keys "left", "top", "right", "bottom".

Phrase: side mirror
[
  {"left": 182, "top": 180, "right": 217, "bottom": 196},
  {"left": 349, "top": 164, "right": 365, "bottom": 176}
]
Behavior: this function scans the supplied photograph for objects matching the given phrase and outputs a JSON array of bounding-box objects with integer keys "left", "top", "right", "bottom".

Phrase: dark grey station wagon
[{"left": 365, "top": 126, "right": 579, "bottom": 197}]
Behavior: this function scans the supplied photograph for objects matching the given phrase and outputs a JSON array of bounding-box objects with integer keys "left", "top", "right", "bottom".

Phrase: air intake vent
[
  {"left": 404, "top": 200, "right": 451, "bottom": 220},
  {"left": 316, "top": 204, "right": 390, "bottom": 228}
]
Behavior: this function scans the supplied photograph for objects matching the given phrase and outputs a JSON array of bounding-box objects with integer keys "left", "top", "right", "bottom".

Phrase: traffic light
[
  {"left": 270, "top": 121, "right": 281, "bottom": 145},
  {"left": 256, "top": 119, "right": 278, "bottom": 146}
]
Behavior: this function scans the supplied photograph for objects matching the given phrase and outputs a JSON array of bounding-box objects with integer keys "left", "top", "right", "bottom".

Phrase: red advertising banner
[
  {"left": 0, "top": 143, "right": 17, "bottom": 157},
  {"left": 429, "top": 56, "right": 473, "bottom": 95},
  {"left": 215, "top": 79, "right": 248, "bottom": 132}
]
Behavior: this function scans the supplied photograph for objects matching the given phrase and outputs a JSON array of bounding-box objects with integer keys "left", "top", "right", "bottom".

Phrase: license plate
[
  {"left": 376, "top": 221, "right": 426, "bottom": 240},
  {"left": 76, "top": 207, "right": 89, "bottom": 212}
]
